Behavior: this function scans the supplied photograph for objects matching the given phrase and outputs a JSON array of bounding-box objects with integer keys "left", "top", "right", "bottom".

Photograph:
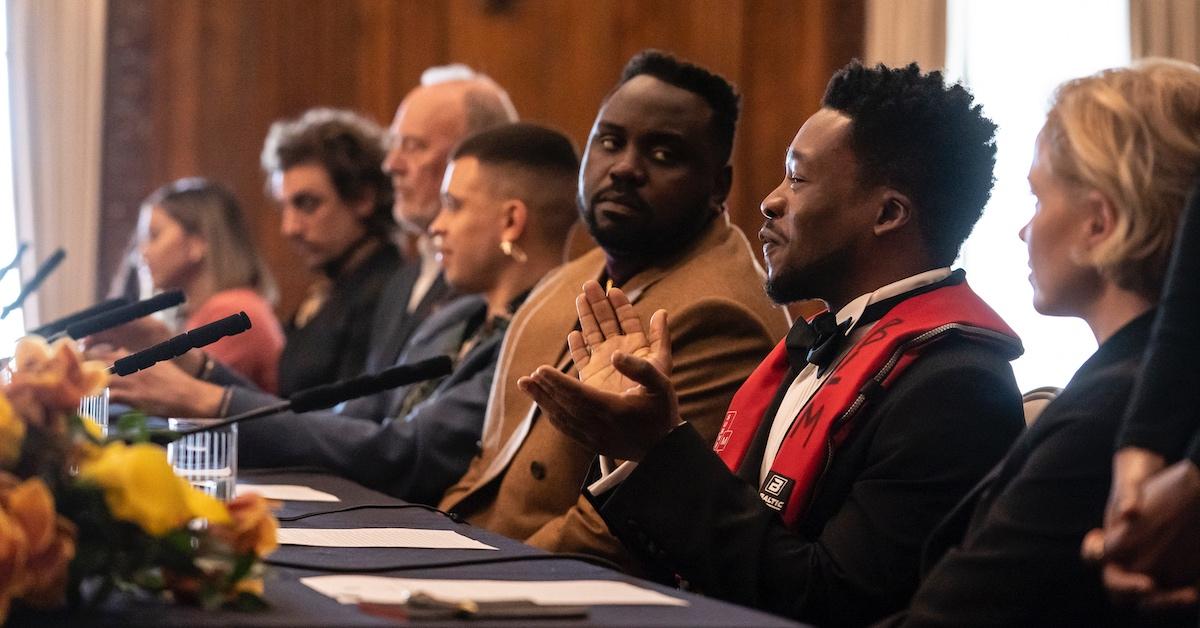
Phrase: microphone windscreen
[
  {"left": 289, "top": 355, "right": 454, "bottom": 413},
  {"left": 66, "top": 290, "right": 184, "bottom": 339},
  {"left": 186, "top": 311, "right": 250, "bottom": 347},
  {"left": 30, "top": 297, "right": 129, "bottom": 337},
  {"left": 2, "top": 248, "right": 66, "bottom": 318},
  {"left": 110, "top": 312, "right": 250, "bottom": 376}
]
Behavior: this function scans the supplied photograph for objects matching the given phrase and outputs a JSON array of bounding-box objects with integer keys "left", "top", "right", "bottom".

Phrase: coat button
[{"left": 530, "top": 461, "right": 547, "bottom": 480}]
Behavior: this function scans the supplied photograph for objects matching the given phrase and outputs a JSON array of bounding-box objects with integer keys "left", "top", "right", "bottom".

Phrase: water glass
[
  {"left": 166, "top": 418, "right": 237, "bottom": 501},
  {"left": 78, "top": 387, "right": 110, "bottom": 436}
]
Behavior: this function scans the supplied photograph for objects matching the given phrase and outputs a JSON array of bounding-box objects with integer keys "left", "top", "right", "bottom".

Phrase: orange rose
[
  {"left": 0, "top": 478, "right": 75, "bottom": 609},
  {"left": 7, "top": 337, "right": 107, "bottom": 422},
  {"left": 212, "top": 493, "right": 278, "bottom": 557},
  {"left": 0, "top": 505, "right": 29, "bottom": 624},
  {"left": 0, "top": 476, "right": 76, "bottom": 611}
]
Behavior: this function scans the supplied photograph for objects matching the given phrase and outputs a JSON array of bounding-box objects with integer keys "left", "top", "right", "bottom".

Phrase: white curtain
[
  {"left": 7, "top": 0, "right": 107, "bottom": 326},
  {"left": 1131, "top": 0, "right": 1200, "bottom": 63},
  {"left": 864, "top": 0, "right": 947, "bottom": 71}
]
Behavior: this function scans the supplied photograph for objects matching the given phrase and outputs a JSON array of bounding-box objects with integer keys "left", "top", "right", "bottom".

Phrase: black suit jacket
[
  {"left": 366, "top": 260, "right": 453, "bottom": 374},
  {"left": 597, "top": 336, "right": 1024, "bottom": 627},
  {"left": 233, "top": 295, "right": 495, "bottom": 505},
  {"left": 277, "top": 244, "right": 401, "bottom": 397},
  {"left": 882, "top": 313, "right": 1165, "bottom": 627}
]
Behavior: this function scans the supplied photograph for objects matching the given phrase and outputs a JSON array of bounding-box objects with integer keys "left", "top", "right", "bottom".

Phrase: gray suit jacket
[{"left": 231, "top": 295, "right": 496, "bottom": 504}]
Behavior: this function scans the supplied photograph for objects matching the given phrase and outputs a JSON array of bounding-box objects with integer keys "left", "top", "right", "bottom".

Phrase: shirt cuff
[{"left": 588, "top": 460, "right": 639, "bottom": 495}]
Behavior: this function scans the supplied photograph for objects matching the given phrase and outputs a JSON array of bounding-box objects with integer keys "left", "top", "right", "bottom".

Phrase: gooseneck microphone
[
  {"left": 0, "top": 241, "right": 28, "bottom": 283},
  {"left": 29, "top": 297, "right": 130, "bottom": 337},
  {"left": 151, "top": 355, "right": 454, "bottom": 443},
  {"left": 109, "top": 312, "right": 251, "bottom": 376},
  {"left": 60, "top": 290, "right": 185, "bottom": 340},
  {"left": 2, "top": 247, "right": 66, "bottom": 319}
]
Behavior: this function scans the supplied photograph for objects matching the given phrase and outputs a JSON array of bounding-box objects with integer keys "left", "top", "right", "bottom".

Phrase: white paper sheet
[
  {"left": 277, "top": 527, "right": 496, "bottom": 550},
  {"left": 300, "top": 575, "right": 688, "bottom": 607},
  {"left": 235, "top": 483, "right": 340, "bottom": 502}
]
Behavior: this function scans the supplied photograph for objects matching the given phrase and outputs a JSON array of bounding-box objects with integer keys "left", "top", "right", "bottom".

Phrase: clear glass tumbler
[
  {"left": 166, "top": 418, "right": 237, "bottom": 501},
  {"left": 78, "top": 387, "right": 110, "bottom": 436}
]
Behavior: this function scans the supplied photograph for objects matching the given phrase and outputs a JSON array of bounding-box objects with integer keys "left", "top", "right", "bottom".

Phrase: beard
[{"left": 762, "top": 244, "right": 852, "bottom": 305}]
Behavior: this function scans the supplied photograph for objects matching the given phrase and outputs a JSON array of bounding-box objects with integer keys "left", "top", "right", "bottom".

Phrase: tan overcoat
[{"left": 438, "top": 214, "right": 790, "bottom": 563}]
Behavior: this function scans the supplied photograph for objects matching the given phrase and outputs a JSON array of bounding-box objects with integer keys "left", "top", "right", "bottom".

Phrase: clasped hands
[
  {"left": 1081, "top": 447, "right": 1200, "bottom": 610},
  {"left": 517, "top": 280, "right": 680, "bottom": 462}
]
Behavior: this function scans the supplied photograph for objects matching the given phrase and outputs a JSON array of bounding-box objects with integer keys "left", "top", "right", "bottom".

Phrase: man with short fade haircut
[
  {"left": 106, "top": 123, "right": 580, "bottom": 505},
  {"left": 521, "top": 62, "right": 1025, "bottom": 625},
  {"left": 438, "top": 50, "right": 789, "bottom": 565},
  {"left": 366, "top": 65, "right": 519, "bottom": 391}
]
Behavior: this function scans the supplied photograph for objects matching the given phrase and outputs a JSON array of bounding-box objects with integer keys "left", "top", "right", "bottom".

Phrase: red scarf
[{"left": 713, "top": 281, "right": 1021, "bottom": 526}]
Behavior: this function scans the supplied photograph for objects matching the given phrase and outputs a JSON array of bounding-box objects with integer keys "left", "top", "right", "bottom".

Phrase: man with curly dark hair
[
  {"left": 520, "top": 61, "right": 1025, "bottom": 625},
  {"left": 260, "top": 108, "right": 402, "bottom": 396}
]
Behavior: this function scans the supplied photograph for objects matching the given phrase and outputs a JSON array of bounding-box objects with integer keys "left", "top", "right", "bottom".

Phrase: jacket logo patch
[
  {"left": 759, "top": 472, "right": 794, "bottom": 512},
  {"left": 714, "top": 411, "right": 736, "bottom": 452}
]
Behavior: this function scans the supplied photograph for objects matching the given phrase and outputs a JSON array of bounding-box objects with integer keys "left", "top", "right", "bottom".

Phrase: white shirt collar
[{"left": 835, "top": 267, "right": 953, "bottom": 334}]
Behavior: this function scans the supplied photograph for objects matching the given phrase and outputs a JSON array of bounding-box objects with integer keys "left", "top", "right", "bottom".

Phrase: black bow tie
[
  {"left": 782, "top": 269, "right": 967, "bottom": 378},
  {"left": 786, "top": 311, "right": 851, "bottom": 377}
]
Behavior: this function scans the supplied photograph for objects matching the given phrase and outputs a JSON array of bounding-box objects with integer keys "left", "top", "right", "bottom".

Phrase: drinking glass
[{"left": 166, "top": 418, "right": 237, "bottom": 501}]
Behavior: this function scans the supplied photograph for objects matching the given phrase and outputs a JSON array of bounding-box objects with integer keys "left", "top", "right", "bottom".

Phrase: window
[
  {"left": 0, "top": 5, "right": 24, "bottom": 348},
  {"left": 946, "top": 0, "right": 1131, "bottom": 390}
]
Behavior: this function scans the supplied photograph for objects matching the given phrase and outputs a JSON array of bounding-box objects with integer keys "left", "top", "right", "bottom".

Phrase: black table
[{"left": 57, "top": 469, "right": 801, "bottom": 627}]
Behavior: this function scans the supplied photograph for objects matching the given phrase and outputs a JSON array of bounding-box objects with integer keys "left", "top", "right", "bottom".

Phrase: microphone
[
  {"left": 29, "top": 297, "right": 130, "bottom": 337},
  {"left": 61, "top": 290, "right": 185, "bottom": 340},
  {"left": 2, "top": 247, "right": 66, "bottom": 319},
  {"left": 0, "top": 241, "right": 28, "bottom": 282},
  {"left": 109, "top": 312, "right": 251, "bottom": 376},
  {"left": 149, "top": 355, "right": 454, "bottom": 443}
]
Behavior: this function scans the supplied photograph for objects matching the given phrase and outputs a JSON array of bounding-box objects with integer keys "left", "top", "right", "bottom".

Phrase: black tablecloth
[{"left": 21, "top": 468, "right": 800, "bottom": 627}]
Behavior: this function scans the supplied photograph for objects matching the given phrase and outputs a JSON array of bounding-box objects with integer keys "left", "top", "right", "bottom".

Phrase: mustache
[{"left": 591, "top": 187, "right": 650, "bottom": 214}]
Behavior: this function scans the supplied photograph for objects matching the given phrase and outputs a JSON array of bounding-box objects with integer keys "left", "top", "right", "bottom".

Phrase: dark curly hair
[
  {"left": 260, "top": 108, "right": 395, "bottom": 237},
  {"left": 618, "top": 50, "right": 741, "bottom": 165},
  {"left": 823, "top": 61, "right": 997, "bottom": 265}
]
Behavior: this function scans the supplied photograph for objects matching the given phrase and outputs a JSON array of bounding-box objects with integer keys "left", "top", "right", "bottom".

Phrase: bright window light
[
  {"left": 0, "top": 5, "right": 23, "bottom": 349},
  {"left": 946, "top": 0, "right": 1131, "bottom": 391}
]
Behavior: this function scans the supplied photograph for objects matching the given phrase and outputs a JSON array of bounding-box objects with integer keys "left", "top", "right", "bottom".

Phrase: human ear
[
  {"left": 710, "top": 164, "right": 733, "bottom": 212},
  {"left": 872, "top": 189, "right": 914, "bottom": 236},
  {"left": 501, "top": 199, "right": 529, "bottom": 243}
]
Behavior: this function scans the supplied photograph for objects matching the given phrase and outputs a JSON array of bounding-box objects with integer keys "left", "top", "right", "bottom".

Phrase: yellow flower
[
  {"left": 79, "top": 442, "right": 228, "bottom": 536},
  {"left": 0, "top": 393, "right": 24, "bottom": 469}
]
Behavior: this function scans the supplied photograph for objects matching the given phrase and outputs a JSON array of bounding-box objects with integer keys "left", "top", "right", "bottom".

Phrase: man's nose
[
  {"left": 609, "top": 149, "right": 645, "bottom": 185},
  {"left": 760, "top": 185, "right": 786, "bottom": 219},
  {"left": 280, "top": 208, "right": 303, "bottom": 237}
]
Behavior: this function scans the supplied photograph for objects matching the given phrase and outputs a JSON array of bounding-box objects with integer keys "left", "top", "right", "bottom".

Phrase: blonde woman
[
  {"left": 884, "top": 59, "right": 1200, "bottom": 626},
  {"left": 138, "top": 178, "right": 285, "bottom": 392}
]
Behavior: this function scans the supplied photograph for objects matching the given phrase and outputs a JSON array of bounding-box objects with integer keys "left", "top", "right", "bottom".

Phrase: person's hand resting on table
[{"left": 517, "top": 279, "right": 678, "bottom": 462}]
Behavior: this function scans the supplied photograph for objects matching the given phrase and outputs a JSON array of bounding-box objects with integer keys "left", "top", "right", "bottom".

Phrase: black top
[
  {"left": 1118, "top": 186, "right": 1200, "bottom": 466},
  {"left": 882, "top": 312, "right": 1195, "bottom": 627},
  {"left": 277, "top": 243, "right": 401, "bottom": 397}
]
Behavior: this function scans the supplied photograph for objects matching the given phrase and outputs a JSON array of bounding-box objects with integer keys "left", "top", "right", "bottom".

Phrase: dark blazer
[
  {"left": 232, "top": 295, "right": 496, "bottom": 505},
  {"left": 882, "top": 313, "right": 1160, "bottom": 627},
  {"left": 597, "top": 336, "right": 1024, "bottom": 627},
  {"left": 277, "top": 244, "right": 401, "bottom": 397},
  {"left": 366, "top": 260, "right": 453, "bottom": 374}
]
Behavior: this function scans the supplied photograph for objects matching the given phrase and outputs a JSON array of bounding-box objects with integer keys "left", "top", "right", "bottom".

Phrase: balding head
[{"left": 382, "top": 66, "right": 517, "bottom": 231}]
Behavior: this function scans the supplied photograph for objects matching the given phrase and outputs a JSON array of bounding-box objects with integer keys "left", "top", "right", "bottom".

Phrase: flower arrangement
[{"left": 0, "top": 336, "right": 277, "bottom": 622}]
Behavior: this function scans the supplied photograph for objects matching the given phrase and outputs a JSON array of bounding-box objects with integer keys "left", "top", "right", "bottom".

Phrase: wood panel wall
[{"left": 101, "top": 0, "right": 864, "bottom": 318}]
